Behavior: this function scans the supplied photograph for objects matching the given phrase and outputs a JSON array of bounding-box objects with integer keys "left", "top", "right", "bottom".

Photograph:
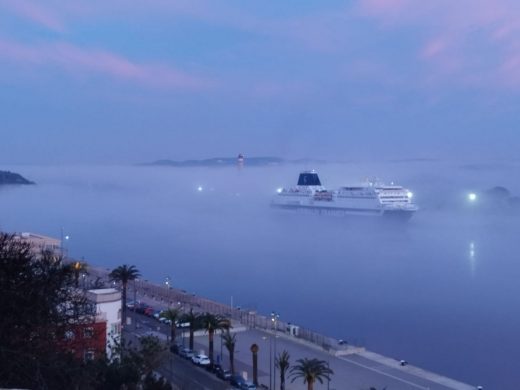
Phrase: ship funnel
[{"left": 297, "top": 171, "right": 321, "bottom": 186}]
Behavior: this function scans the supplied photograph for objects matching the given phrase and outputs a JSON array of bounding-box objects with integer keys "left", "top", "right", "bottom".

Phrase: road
[{"left": 126, "top": 309, "right": 477, "bottom": 390}]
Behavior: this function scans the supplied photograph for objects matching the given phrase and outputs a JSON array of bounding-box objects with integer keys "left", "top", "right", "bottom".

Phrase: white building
[
  {"left": 13, "top": 232, "right": 61, "bottom": 257},
  {"left": 87, "top": 288, "right": 122, "bottom": 360}
]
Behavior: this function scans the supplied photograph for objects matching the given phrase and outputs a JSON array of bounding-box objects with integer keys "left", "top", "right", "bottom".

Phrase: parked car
[
  {"left": 215, "top": 367, "right": 232, "bottom": 381},
  {"left": 240, "top": 382, "right": 256, "bottom": 390},
  {"left": 134, "top": 303, "right": 154, "bottom": 315},
  {"left": 192, "top": 354, "right": 211, "bottom": 366},
  {"left": 169, "top": 343, "right": 182, "bottom": 354},
  {"left": 179, "top": 348, "right": 194, "bottom": 359},
  {"left": 230, "top": 375, "right": 246, "bottom": 388}
]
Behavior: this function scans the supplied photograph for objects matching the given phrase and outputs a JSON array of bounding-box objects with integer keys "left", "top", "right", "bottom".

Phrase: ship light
[
  {"left": 276, "top": 188, "right": 283, "bottom": 194},
  {"left": 407, "top": 191, "right": 414, "bottom": 199},
  {"left": 468, "top": 193, "right": 477, "bottom": 202},
  {"left": 197, "top": 186, "right": 203, "bottom": 192}
]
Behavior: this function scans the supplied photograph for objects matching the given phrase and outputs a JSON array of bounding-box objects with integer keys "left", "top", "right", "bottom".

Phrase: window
[
  {"left": 64, "top": 330, "right": 75, "bottom": 340},
  {"left": 84, "top": 350, "right": 95, "bottom": 361},
  {"left": 83, "top": 327, "right": 94, "bottom": 338}
]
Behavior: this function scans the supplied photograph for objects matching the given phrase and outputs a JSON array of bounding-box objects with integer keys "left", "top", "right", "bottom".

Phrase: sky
[{"left": 1, "top": 0, "right": 520, "bottom": 164}]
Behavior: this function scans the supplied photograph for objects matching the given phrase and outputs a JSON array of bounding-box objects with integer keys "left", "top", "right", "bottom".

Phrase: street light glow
[{"left": 468, "top": 193, "right": 477, "bottom": 202}]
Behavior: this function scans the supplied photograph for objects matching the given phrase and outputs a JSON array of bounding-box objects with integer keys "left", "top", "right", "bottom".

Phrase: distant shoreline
[{"left": 0, "top": 170, "right": 34, "bottom": 185}]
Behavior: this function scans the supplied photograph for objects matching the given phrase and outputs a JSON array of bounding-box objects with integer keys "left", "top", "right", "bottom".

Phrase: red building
[{"left": 61, "top": 319, "right": 107, "bottom": 361}]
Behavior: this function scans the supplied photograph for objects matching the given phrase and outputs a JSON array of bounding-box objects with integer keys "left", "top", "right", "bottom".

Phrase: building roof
[{"left": 87, "top": 288, "right": 121, "bottom": 304}]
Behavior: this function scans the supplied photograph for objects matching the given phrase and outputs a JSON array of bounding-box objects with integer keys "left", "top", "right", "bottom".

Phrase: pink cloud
[
  {"left": 357, "top": 0, "right": 520, "bottom": 90},
  {"left": 1, "top": 0, "right": 65, "bottom": 32},
  {"left": 0, "top": 38, "right": 212, "bottom": 90},
  {"left": 421, "top": 39, "right": 446, "bottom": 59}
]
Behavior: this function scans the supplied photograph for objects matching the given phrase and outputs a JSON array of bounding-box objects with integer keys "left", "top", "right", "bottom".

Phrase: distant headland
[
  {"left": 149, "top": 156, "right": 283, "bottom": 167},
  {"left": 0, "top": 170, "right": 34, "bottom": 185},
  {"left": 144, "top": 156, "right": 327, "bottom": 167}
]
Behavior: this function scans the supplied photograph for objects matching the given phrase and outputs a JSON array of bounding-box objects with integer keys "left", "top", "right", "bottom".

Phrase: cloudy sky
[{"left": 1, "top": 0, "right": 519, "bottom": 164}]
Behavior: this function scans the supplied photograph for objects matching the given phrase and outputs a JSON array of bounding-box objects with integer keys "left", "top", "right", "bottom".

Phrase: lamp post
[
  {"left": 271, "top": 311, "right": 280, "bottom": 390},
  {"left": 220, "top": 332, "right": 223, "bottom": 365},
  {"left": 263, "top": 336, "right": 272, "bottom": 389},
  {"left": 327, "top": 361, "right": 330, "bottom": 390},
  {"left": 60, "top": 228, "right": 70, "bottom": 258}
]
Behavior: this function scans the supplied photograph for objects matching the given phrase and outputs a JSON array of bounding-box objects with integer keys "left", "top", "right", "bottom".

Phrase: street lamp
[
  {"left": 262, "top": 336, "right": 272, "bottom": 389},
  {"left": 271, "top": 311, "right": 280, "bottom": 390},
  {"left": 60, "top": 227, "right": 70, "bottom": 258}
]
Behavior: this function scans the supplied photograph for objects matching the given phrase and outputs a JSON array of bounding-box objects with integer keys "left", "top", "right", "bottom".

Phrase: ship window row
[{"left": 337, "top": 195, "right": 377, "bottom": 199}]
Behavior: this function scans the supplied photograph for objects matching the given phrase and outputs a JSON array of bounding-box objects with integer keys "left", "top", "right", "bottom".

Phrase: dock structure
[{"left": 87, "top": 265, "right": 479, "bottom": 390}]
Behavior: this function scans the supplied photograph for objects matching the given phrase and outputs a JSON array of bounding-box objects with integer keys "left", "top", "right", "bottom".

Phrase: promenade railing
[{"left": 86, "top": 265, "right": 363, "bottom": 354}]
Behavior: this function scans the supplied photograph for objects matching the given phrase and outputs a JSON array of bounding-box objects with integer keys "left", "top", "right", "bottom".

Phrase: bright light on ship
[
  {"left": 276, "top": 188, "right": 283, "bottom": 194},
  {"left": 407, "top": 191, "right": 414, "bottom": 199},
  {"left": 197, "top": 186, "right": 203, "bottom": 192},
  {"left": 468, "top": 193, "right": 477, "bottom": 202}
]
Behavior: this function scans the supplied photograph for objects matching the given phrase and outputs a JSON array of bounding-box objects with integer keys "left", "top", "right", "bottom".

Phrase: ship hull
[{"left": 270, "top": 202, "right": 416, "bottom": 220}]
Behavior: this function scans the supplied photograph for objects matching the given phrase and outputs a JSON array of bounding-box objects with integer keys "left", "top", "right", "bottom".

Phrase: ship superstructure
[{"left": 272, "top": 171, "right": 418, "bottom": 220}]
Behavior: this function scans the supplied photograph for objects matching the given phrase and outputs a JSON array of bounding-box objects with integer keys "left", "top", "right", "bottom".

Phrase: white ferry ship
[{"left": 271, "top": 171, "right": 418, "bottom": 220}]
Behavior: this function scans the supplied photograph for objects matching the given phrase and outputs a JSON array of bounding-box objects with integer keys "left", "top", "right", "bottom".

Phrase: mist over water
[{"left": 1, "top": 161, "right": 520, "bottom": 389}]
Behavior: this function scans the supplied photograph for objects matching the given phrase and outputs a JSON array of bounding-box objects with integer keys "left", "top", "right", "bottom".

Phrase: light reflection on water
[{"left": 0, "top": 162, "right": 520, "bottom": 389}]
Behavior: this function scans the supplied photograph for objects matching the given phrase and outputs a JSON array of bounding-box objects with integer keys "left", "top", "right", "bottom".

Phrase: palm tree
[
  {"left": 290, "top": 358, "right": 334, "bottom": 390},
  {"left": 200, "top": 313, "right": 230, "bottom": 365},
  {"left": 109, "top": 264, "right": 140, "bottom": 331},
  {"left": 160, "top": 308, "right": 181, "bottom": 349},
  {"left": 180, "top": 309, "right": 202, "bottom": 350},
  {"left": 275, "top": 350, "right": 291, "bottom": 390},
  {"left": 222, "top": 329, "right": 236, "bottom": 374}
]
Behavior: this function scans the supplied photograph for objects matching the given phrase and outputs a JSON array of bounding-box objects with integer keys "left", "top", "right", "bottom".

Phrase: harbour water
[{"left": 1, "top": 161, "right": 519, "bottom": 389}]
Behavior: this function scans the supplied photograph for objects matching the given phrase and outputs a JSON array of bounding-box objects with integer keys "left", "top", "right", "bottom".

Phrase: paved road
[
  {"left": 127, "top": 312, "right": 229, "bottom": 390},
  {"left": 191, "top": 328, "right": 474, "bottom": 390},
  {"left": 127, "top": 308, "right": 477, "bottom": 390}
]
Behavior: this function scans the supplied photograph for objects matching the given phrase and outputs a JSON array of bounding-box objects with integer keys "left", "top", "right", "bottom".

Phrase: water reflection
[{"left": 469, "top": 241, "right": 476, "bottom": 276}]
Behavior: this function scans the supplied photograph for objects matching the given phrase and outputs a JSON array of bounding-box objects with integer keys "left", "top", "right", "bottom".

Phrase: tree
[
  {"left": 109, "top": 264, "right": 140, "bottom": 331},
  {"left": 96, "top": 335, "right": 169, "bottom": 390},
  {"left": 290, "top": 358, "right": 334, "bottom": 390},
  {"left": 0, "top": 233, "right": 96, "bottom": 389},
  {"left": 160, "top": 308, "right": 181, "bottom": 349},
  {"left": 200, "top": 313, "right": 230, "bottom": 365},
  {"left": 181, "top": 309, "right": 202, "bottom": 350},
  {"left": 0, "top": 234, "right": 170, "bottom": 389},
  {"left": 222, "top": 328, "right": 237, "bottom": 374},
  {"left": 135, "top": 335, "right": 168, "bottom": 376},
  {"left": 275, "top": 350, "right": 291, "bottom": 390}
]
